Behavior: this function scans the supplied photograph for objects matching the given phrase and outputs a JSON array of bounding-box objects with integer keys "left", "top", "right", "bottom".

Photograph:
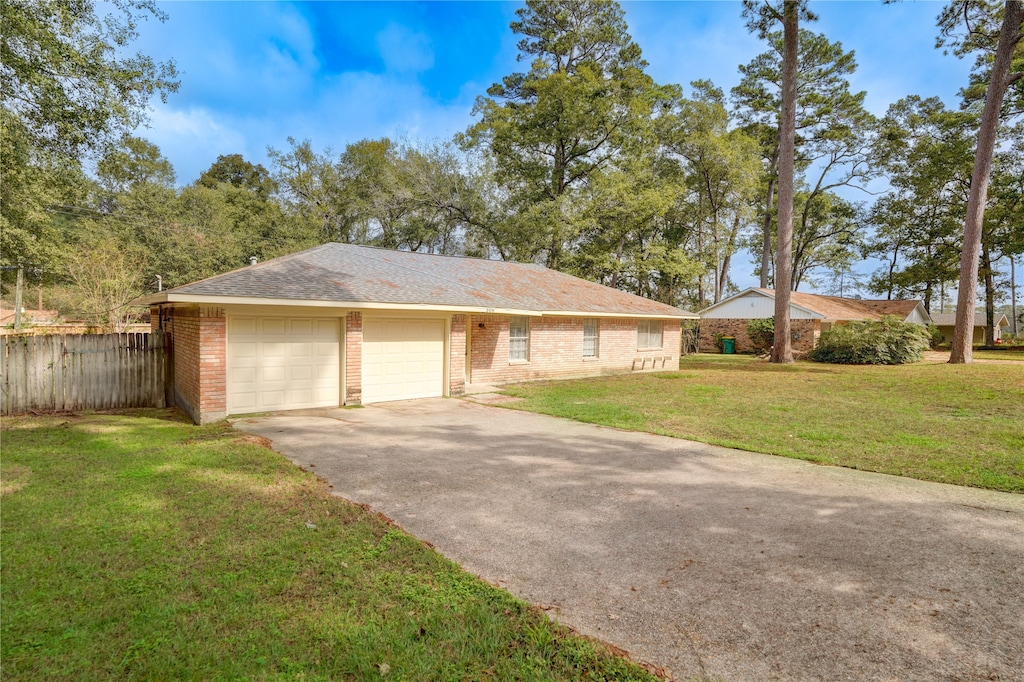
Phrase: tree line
[{"left": 2, "top": 0, "right": 1022, "bottom": 357}]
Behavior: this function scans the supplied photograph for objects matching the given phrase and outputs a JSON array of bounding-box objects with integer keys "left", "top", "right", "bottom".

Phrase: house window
[
  {"left": 583, "top": 319, "right": 599, "bottom": 358},
  {"left": 638, "top": 320, "right": 663, "bottom": 349},
  {"left": 509, "top": 316, "right": 529, "bottom": 361}
]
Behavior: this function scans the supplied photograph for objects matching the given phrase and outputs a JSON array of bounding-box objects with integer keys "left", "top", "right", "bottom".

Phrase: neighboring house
[
  {"left": 135, "top": 243, "right": 697, "bottom": 424},
  {"left": 698, "top": 288, "right": 931, "bottom": 353},
  {"left": 930, "top": 312, "right": 1008, "bottom": 345}
]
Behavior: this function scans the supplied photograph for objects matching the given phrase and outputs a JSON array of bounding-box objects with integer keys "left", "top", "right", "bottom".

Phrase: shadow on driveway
[{"left": 236, "top": 398, "right": 1024, "bottom": 681}]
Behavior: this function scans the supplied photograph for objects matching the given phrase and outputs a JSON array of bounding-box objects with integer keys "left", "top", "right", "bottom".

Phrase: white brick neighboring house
[
  {"left": 698, "top": 288, "right": 931, "bottom": 354},
  {"left": 133, "top": 244, "right": 697, "bottom": 424}
]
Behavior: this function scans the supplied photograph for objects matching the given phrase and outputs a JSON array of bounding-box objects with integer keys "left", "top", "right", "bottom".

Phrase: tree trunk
[
  {"left": 771, "top": 0, "right": 798, "bottom": 364},
  {"left": 983, "top": 244, "right": 995, "bottom": 346},
  {"left": 950, "top": 0, "right": 1024, "bottom": 363},
  {"left": 760, "top": 148, "right": 779, "bottom": 289},
  {"left": 1012, "top": 256, "right": 1019, "bottom": 335},
  {"left": 718, "top": 214, "right": 741, "bottom": 303}
]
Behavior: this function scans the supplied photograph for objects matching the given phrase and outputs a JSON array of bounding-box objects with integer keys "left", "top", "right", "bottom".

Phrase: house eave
[{"left": 133, "top": 293, "right": 694, "bottom": 319}]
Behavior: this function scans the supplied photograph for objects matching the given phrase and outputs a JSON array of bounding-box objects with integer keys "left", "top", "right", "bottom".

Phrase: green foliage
[
  {"left": 463, "top": 0, "right": 671, "bottom": 270},
  {"left": 747, "top": 317, "right": 775, "bottom": 352},
  {"left": 732, "top": 25, "right": 876, "bottom": 293},
  {"left": 0, "top": 0, "right": 179, "bottom": 158},
  {"left": 927, "top": 324, "right": 946, "bottom": 349},
  {"left": 865, "top": 96, "right": 975, "bottom": 306},
  {"left": 198, "top": 153, "right": 277, "bottom": 198},
  {"left": 936, "top": 0, "right": 1024, "bottom": 114},
  {"left": 809, "top": 317, "right": 932, "bottom": 365}
]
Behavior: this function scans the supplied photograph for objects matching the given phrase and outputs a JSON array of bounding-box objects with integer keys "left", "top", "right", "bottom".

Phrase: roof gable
[{"left": 142, "top": 243, "right": 696, "bottom": 318}]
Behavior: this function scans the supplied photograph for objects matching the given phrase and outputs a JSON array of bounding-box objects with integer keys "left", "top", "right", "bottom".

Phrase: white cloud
[
  {"left": 375, "top": 23, "right": 435, "bottom": 74},
  {"left": 143, "top": 106, "right": 251, "bottom": 182}
]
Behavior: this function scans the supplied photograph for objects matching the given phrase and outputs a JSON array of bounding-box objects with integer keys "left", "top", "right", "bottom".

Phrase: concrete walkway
[{"left": 235, "top": 399, "right": 1024, "bottom": 681}]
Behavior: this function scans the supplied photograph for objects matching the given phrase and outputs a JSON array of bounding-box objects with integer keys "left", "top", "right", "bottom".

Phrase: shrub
[
  {"left": 712, "top": 332, "right": 725, "bottom": 352},
  {"left": 927, "top": 324, "right": 945, "bottom": 349},
  {"left": 747, "top": 317, "right": 774, "bottom": 353},
  {"left": 809, "top": 316, "right": 931, "bottom": 365}
]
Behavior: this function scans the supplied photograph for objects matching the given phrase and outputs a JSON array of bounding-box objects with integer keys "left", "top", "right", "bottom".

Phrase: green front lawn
[
  {"left": 1, "top": 411, "right": 658, "bottom": 681},
  {"left": 502, "top": 354, "right": 1024, "bottom": 492},
  {"left": 972, "top": 348, "right": 1024, "bottom": 362}
]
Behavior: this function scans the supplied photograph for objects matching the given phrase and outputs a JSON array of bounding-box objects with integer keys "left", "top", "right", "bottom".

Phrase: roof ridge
[{"left": 345, "top": 244, "right": 527, "bottom": 310}]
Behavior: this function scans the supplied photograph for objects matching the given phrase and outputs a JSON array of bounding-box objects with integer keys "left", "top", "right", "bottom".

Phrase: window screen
[
  {"left": 583, "top": 319, "right": 599, "bottom": 357},
  {"left": 509, "top": 316, "right": 530, "bottom": 361}
]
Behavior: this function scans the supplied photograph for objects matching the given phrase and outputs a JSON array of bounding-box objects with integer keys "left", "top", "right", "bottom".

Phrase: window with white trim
[
  {"left": 509, "top": 316, "right": 530, "bottom": 361},
  {"left": 583, "top": 318, "right": 599, "bottom": 358},
  {"left": 637, "top": 320, "right": 663, "bottom": 349}
]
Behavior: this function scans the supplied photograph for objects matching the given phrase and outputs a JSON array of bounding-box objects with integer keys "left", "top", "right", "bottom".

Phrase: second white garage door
[{"left": 362, "top": 318, "right": 445, "bottom": 403}]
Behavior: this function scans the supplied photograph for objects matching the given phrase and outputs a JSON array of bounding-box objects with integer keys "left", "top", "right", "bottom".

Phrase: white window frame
[
  {"left": 583, "top": 318, "right": 599, "bottom": 358},
  {"left": 509, "top": 316, "right": 530, "bottom": 362},
  {"left": 638, "top": 319, "right": 663, "bottom": 349}
]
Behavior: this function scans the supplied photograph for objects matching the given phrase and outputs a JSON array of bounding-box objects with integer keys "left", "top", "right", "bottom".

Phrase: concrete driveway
[{"left": 235, "top": 398, "right": 1024, "bottom": 681}]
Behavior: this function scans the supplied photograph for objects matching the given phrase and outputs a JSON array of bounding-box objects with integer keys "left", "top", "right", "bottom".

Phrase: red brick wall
[
  {"left": 699, "top": 318, "right": 820, "bottom": 353},
  {"left": 449, "top": 314, "right": 466, "bottom": 396},
  {"left": 468, "top": 315, "right": 681, "bottom": 384},
  {"left": 345, "top": 312, "right": 362, "bottom": 405},
  {"left": 164, "top": 306, "right": 226, "bottom": 423}
]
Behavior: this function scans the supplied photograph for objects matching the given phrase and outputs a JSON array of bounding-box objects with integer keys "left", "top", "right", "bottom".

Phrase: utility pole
[{"left": 13, "top": 265, "right": 24, "bottom": 331}]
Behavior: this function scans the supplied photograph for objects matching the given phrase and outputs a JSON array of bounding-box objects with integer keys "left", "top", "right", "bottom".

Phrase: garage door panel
[
  {"left": 363, "top": 318, "right": 445, "bottom": 404},
  {"left": 230, "top": 316, "right": 257, "bottom": 335},
  {"left": 228, "top": 316, "right": 340, "bottom": 414},
  {"left": 289, "top": 342, "right": 312, "bottom": 358},
  {"left": 290, "top": 318, "right": 313, "bottom": 335},
  {"left": 261, "top": 318, "right": 287, "bottom": 334}
]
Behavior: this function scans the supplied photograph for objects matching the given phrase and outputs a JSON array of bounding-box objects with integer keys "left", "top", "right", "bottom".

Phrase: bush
[
  {"left": 927, "top": 324, "right": 945, "bottom": 349},
  {"left": 747, "top": 317, "right": 774, "bottom": 353},
  {"left": 809, "top": 316, "right": 931, "bottom": 365}
]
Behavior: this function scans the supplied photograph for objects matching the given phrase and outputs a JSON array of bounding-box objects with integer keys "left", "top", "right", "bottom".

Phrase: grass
[
  {"left": 0, "top": 410, "right": 659, "bottom": 681},
  {"left": 501, "top": 354, "right": 1024, "bottom": 492},
  {"left": 972, "top": 348, "right": 1024, "bottom": 361}
]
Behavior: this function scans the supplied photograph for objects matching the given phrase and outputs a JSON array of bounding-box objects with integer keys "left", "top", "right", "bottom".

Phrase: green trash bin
[{"left": 722, "top": 337, "right": 736, "bottom": 354}]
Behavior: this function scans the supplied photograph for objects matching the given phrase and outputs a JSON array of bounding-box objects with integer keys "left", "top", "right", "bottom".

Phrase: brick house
[
  {"left": 136, "top": 244, "right": 697, "bottom": 424},
  {"left": 698, "top": 288, "right": 931, "bottom": 354}
]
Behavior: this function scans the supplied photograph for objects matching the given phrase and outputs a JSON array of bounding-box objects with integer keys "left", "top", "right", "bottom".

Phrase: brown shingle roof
[
  {"left": 146, "top": 243, "right": 696, "bottom": 318},
  {"left": 756, "top": 289, "right": 924, "bottom": 321}
]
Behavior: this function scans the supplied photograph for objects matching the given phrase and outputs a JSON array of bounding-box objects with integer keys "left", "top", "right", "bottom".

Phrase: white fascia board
[
  {"left": 135, "top": 293, "right": 538, "bottom": 316},
  {"left": 134, "top": 293, "right": 695, "bottom": 319},
  {"left": 539, "top": 310, "right": 698, "bottom": 320}
]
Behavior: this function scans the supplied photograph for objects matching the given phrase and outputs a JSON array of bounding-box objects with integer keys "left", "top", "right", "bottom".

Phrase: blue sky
[{"left": 136, "top": 1, "right": 971, "bottom": 185}]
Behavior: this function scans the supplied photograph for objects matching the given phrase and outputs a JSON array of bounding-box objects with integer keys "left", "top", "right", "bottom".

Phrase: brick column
[
  {"left": 197, "top": 307, "right": 226, "bottom": 422},
  {"left": 167, "top": 306, "right": 226, "bottom": 424},
  {"left": 449, "top": 314, "right": 466, "bottom": 396},
  {"left": 345, "top": 312, "right": 362, "bottom": 405}
]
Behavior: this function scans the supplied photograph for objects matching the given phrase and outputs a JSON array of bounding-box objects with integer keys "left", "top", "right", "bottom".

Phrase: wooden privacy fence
[{"left": 0, "top": 332, "right": 171, "bottom": 415}]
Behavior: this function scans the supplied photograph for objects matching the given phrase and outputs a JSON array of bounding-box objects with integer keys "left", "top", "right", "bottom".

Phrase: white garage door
[
  {"left": 227, "top": 316, "right": 340, "bottom": 414},
  {"left": 362, "top": 318, "right": 445, "bottom": 403}
]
